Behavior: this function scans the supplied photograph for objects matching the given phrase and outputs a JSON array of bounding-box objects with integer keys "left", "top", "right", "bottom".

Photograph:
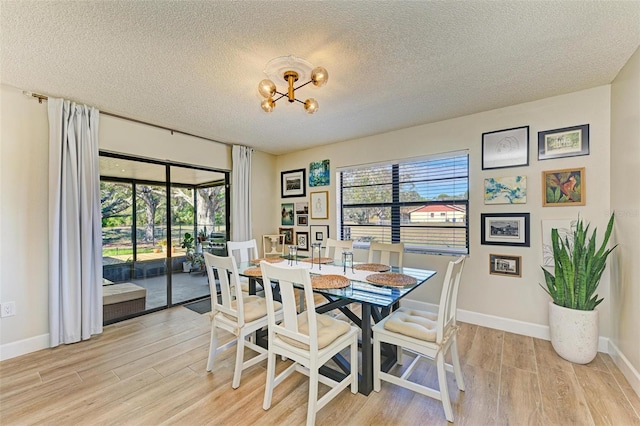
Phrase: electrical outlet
[{"left": 1, "top": 302, "right": 16, "bottom": 317}]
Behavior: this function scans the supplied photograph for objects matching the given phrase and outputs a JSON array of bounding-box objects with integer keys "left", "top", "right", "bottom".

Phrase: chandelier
[{"left": 258, "top": 55, "right": 328, "bottom": 114}]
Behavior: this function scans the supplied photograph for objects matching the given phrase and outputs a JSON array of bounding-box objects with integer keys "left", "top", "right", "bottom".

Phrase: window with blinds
[{"left": 338, "top": 152, "right": 469, "bottom": 255}]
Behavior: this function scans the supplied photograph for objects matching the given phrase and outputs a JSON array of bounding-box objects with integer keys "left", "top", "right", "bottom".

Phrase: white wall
[
  {"left": 276, "top": 85, "right": 613, "bottom": 339},
  {"left": 0, "top": 84, "right": 276, "bottom": 359},
  {"left": 610, "top": 46, "right": 640, "bottom": 394},
  {"left": 0, "top": 86, "right": 50, "bottom": 356}
]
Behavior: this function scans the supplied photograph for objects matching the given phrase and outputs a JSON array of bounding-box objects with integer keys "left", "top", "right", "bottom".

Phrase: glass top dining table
[{"left": 237, "top": 259, "right": 437, "bottom": 395}]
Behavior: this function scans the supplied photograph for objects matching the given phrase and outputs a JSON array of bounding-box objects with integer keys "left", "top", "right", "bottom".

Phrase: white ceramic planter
[{"left": 548, "top": 301, "right": 599, "bottom": 364}]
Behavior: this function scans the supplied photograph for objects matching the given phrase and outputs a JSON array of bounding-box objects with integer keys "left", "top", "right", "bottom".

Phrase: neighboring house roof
[{"left": 408, "top": 204, "right": 466, "bottom": 214}]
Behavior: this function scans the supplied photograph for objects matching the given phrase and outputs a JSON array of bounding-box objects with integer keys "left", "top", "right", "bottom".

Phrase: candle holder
[
  {"left": 342, "top": 250, "right": 354, "bottom": 275},
  {"left": 287, "top": 245, "right": 298, "bottom": 266},
  {"left": 311, "top": 242, "right": 322, "bottom": 270}
]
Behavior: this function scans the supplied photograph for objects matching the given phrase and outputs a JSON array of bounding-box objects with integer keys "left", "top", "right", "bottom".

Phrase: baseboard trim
[
  {"left": 608, "top": 341, "right": 640, "bottom": 397},
  {"left": 0, "top": 333, "right": 49, "bottom": 361},
  {"left": 400, "top": 299, "right": 609, "bottom": 352}
]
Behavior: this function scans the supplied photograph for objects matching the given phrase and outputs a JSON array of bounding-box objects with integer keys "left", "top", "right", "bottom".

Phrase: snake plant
[{"left": 541, "top": 213, "right": 616, "bottom": 310}]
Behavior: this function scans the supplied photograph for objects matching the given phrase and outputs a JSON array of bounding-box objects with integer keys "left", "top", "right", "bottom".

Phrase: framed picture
[
  {"left": 481, "top": 213, "right": 530, "bottom": 247},
  {"left": 279, "top": 227, "right": 293, "bottom": 245},
  {"left": 541, "top": 219, "right": 577, "bottom": 267},
  {"left": 484, "top": 176, "right": 527, "bottom": 204},
  {"left": 281, "top": 202, "right": 294, "bottom": 225},
  {"left": 310, "top": 191, "right": 329, "bottom": 219},
  {"left": 281, "top": 168, "right": 306, "bottom": 198},
  {"left": 489, "top": 254, "right": 522, "bottom": 277},
  {"left": 542, "top": 167, "right": 585, "bottom": 207},
  {"left": 482, "top": 126, "right": 529, "bottom": 170},
  {"left": 309, "top": 159, "right": 330, "bottom": 187},
  {"left": 310, "top": 225, "right": 329, "bottom": 245},
  {"left": 295, "top": 201, "right": 308, "bottom": 215},
  {"left": 296, "top": 231, "right": 309, "bottom": 251},
  {"left": 538, "top": 124, "right": 589, "bottom": 160},
  {"left": 297, "top": 214, "right": 308, "bottom": 226}
]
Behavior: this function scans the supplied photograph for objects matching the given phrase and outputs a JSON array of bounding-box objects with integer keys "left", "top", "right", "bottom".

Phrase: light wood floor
[{"left": 1, "top": 307, "right": 639, "bottom": 425}]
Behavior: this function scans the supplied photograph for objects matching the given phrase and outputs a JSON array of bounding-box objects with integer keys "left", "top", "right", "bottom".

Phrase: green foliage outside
[
  {"left": 101, "top": 180, "right": 226, "bottom": 259},
  {"left": 540, "top": 214, "right": 616, "bottom": 310}
]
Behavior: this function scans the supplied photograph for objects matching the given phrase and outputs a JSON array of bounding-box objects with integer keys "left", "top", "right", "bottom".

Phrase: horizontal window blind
[{"left": 339, "top": 152, "right": 469, "bottom": 254}]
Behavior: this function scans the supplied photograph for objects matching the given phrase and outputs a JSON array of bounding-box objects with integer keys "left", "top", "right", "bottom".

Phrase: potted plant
[
  {"left": 197, "top": 226, "right": 208, "bottom": 242},
  {"left": 187, "top": 252, "right": 205, "bottom": 271},
  {"left": 181, "top": 232, "right": 195, "bottom": 272},
  {"left": 540, "top": 213, "right": 616, "bottom": 364}
]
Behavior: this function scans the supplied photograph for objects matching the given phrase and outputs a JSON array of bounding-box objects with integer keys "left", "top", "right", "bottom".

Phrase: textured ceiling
[{"left": 2, "top": 1, "right": 639, "bottom": 155}]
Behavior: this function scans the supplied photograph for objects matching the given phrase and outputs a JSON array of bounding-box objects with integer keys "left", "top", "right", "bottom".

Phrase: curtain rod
[{"left": 28, "top": 92, "right": 233, "bottom": 148}]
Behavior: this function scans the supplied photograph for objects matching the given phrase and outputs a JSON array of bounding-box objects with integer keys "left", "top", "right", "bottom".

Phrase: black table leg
[
  {"left": 248, "top": 277, "right": 257, "bottom": 295},
  {"left": 360, "top": 303, "right": 373, "bottom": 395}
]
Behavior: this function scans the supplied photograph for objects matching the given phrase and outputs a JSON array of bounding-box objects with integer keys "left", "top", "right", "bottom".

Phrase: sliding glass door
[{"left": 100, "top": 153, "right": 229, "bottom": 323}]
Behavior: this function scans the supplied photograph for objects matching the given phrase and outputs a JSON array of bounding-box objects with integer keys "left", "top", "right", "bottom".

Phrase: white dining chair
[
  {"left": 262, "top": 234, "right": 285, "bottom": 257},
  {"left": 260, "top": 261, "right": 358, "bottom": 426},
  {"left": 203, "top": 252, "right": 283, "bottom": 388},
  {"left": 372, "top": 256, "right": 466, "bottom": 422},
  {"left": 227, "top": 239, "right": 260, "bottom": 294},
  {"left": 324, "top": 238, "right": 354, "bottom": 261},
  {"left": 368, "top": 241, "right": 404, "bottom": 267}
]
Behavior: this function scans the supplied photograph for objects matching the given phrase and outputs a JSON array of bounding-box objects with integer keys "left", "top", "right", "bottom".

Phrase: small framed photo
[
  {"left": 279, "top": 227, "right": 293, "bottom": 245},
  {"left": 538, "top": 124, "right": 589, "bottom": 160},
  {"left": 310, "top": 225, "right": 329, "bottom": 245},
  {"left": 310, "top": 191, "right": 329, "bottom": 219},
  {"left": 296, "top": 231, "right": 309, "bottom": 251},
  {"left": 281, "top": 168, "right": 306, "bottom": 198},
  {"left": 489, "top": 254, "right": 522, "bottom": 277},
  {"left": 281, "top": 203, "right": 294, "bottom": 226},
  {"left": 542, "top": 167, "right": 585, "bottom": 207},
  {"left": 481, "top": 213, "right": 530, "bottom": 247},
  {"left": 295, "top": 201, "right": 308, "bottom": 215},
  {"left": 297, "top": 214, "right": 308, "bottom": 226},
  {"left": 482, "top": 126, "right": 529, "bottom": 170}
]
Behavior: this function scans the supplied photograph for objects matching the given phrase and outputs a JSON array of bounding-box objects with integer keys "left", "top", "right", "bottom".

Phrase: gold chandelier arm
[{"left": 293, "top": 80, "right": 313, "bottom": 91}]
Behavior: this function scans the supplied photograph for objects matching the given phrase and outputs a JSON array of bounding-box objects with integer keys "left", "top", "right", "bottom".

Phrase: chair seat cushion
[
  {"left": 384, "top": 307, "right": 438, "bottom": 342},
  {"left": 280, "top": 313, "right": 350, "bottom": 350},
  {"left": 222, "top": 295, "right": 281, "bottom": 323}
]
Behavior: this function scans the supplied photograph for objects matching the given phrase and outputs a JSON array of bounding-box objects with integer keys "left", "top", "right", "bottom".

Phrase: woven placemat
[
  {"left": 301, "top": 257, "right": 334, "bottom": 264},
  {"left": 354, "top": 263, "right": 391, "bottom": 272},
  {"left": 311, "top": 275, "right": 350, "bottom": 289},
  {"left": 243, "top": 266, "right": 263, "bottom": 277},
  {"left": 366, "top": 273, "right": 417, "bottom": 287},
  {"left": 250, "top": 258, "right": 285, "bottom": 264}
]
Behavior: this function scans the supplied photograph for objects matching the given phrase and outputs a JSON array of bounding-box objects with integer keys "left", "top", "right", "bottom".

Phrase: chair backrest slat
[
  {"left": 261, "top": 262, "right": 317, "bottom": 351},
  {"left": 227, "top": 239, "right": 259, "bottom": 264},
  {"left": 436, "top": 256, "right": 466, "bottom": 343},
  {"left": 324, "top": 238, "right": 354, "bottom": 261},
  {"left": 262, "top": 234, "right": 285, "bottom": 257},
  {"left": 368, "top": 242, "right": 404, "bottom": 267},
  {"left": 204, "top": 252, "right": 245, "bottom": 325}
]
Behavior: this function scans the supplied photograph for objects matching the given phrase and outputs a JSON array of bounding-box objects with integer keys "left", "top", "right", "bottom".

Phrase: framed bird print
[{"left": 542, "top": 167, "right": 585, "bottom": 206}]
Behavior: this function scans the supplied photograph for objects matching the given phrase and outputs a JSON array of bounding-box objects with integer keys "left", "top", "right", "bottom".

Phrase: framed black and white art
[
  {"left": 281, "top": 168, "right": 306, "bottom": 198},
  {"left": 482, "top": 126, "right": 529, "bottom": 170},
  {"left": 480, "top": 213, "right": 530, "bottom": 247}
]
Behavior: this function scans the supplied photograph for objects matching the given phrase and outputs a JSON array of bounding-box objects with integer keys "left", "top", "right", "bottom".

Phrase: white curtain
[
  {"left": 231, "top": 145, "right": 253, "bottom": 241},
  {"left": 48, "top": 98, "right": 102, "bottom": 347}
]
